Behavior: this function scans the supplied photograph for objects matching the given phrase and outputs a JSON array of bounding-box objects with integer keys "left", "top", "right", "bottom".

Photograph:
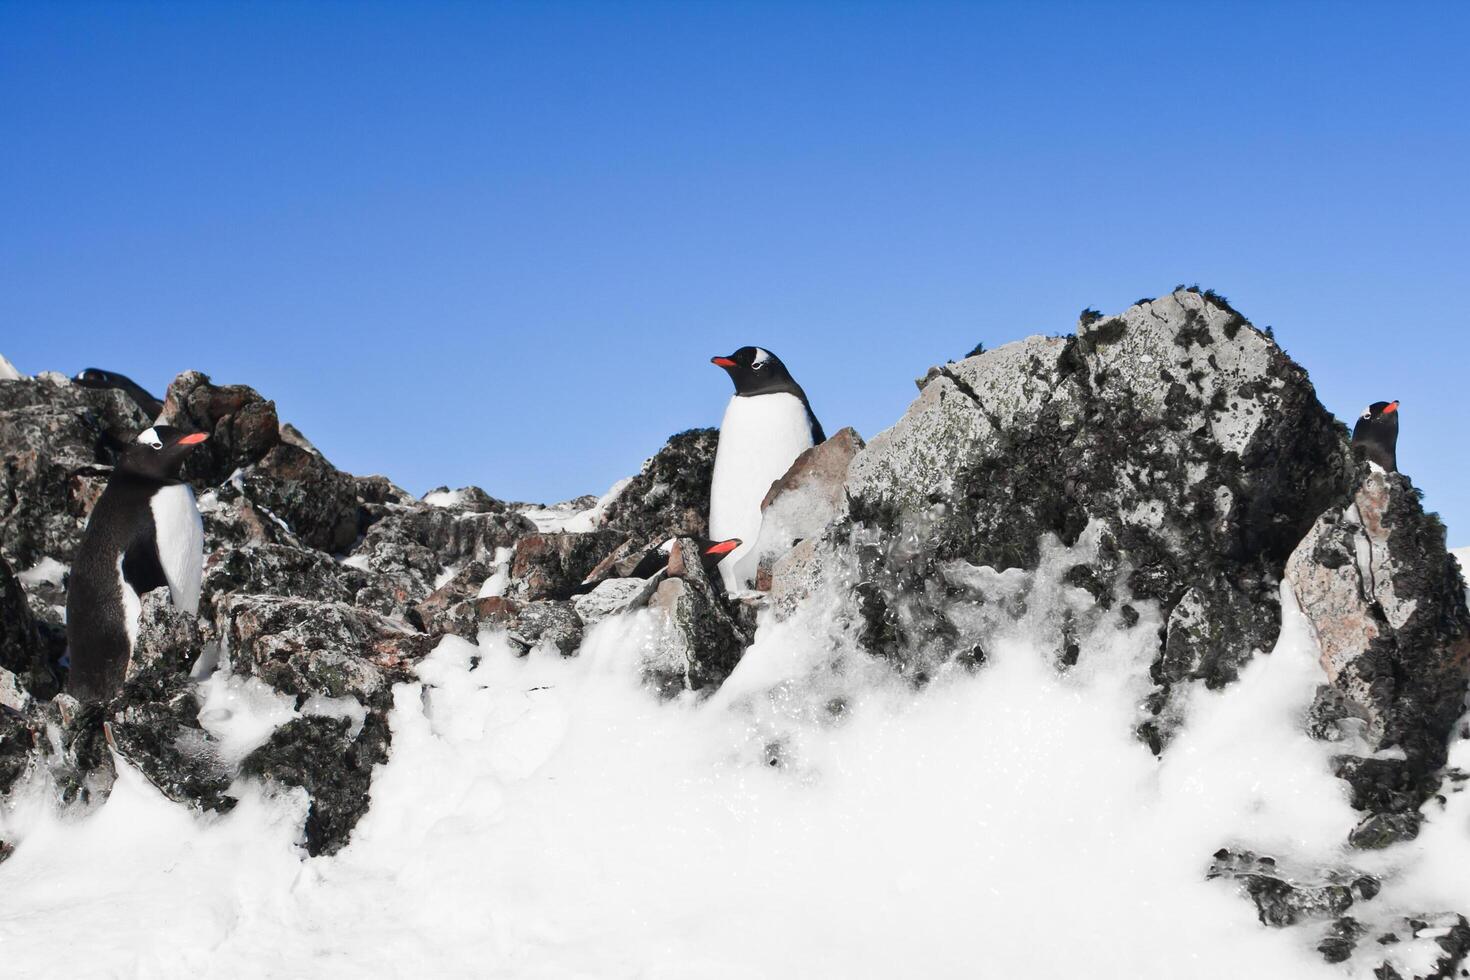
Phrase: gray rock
[
  {"left": 748, "top": 427, "right": 863, "bottom": 587},
  {"left": 571, "top": 576, "right": 661, "bottom": 626},
  {"left": 600, "top": 428, "right": 719, "bottom": 549},
  {"left": 643, "top": 537, "right": 750, "bottom": 695},
  {"left": 843, "top": 288, "right": 1350, "bottom": 739},
  {"left": 479, "top": 597, "right": 584, "bottom": 656},
  {"left": 162, "top": 371, "right": 282, "bottom": 487},
  {"left": 1287, "top": 468, "right": 1470, "bottom": 823}
]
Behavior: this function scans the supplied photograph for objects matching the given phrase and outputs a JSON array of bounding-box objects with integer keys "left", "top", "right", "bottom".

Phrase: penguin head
[
  {"left": 74, "top": 368, "right": 129, "bottom": 389},
  {"left": 711, "top": 347, "right": 803, "bottom": 397},
  {"left": 116, "top": 425, "right": 209, "bottom": 481},
  {"left": 1351, "top": 400, "right": 1399, "bottom": 471}
]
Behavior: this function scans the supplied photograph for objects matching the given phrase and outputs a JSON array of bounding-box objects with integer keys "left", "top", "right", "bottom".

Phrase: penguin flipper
[
  {"left": 121, "top": 532, "right": 169, "bottom": 597},
  {"left": 808, "top": 411, "right": 826, "bottom": 445}
]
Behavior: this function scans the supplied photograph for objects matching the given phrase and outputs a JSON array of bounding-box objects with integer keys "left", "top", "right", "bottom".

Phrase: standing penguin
[
  {"left": 66, "top": 425, "right": 209, "bottom": 701},
  {"left": 709, "top": 346, "right": 824, "bottom": 588},
  {"left": 1352, "top": 400, "right": 1399, "bottom": 472}
]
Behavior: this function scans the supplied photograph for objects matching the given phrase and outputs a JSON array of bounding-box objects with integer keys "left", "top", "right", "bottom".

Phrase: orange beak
[
  {"left": 1383, "top": 401, "right": 1399, "bottom": 414},
  {"left": 178, "top": 432, "right": 210, "bottom": 445},
  {"left": 704, "top": 538, "right": 741, "bottom": 556},
  {"left": 711, "top": 356, "right": 737, "bottom": 368}
]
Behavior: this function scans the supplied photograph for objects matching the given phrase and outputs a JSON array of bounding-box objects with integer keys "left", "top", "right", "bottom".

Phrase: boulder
[
  {"left": 745, "top": 427, "right": 863, "bottom": 586},
  {"left": 600, "top": 428, "right": 719, "bottom": 548},
  {"left": 510, "top": 530, "right": 625, "bottom": 601},
  {"left": 1287, "top": 468, "right": 1470, "bottom": 834},
  {"left": 843, "top": 288, "right": 1350, "bottom": 738},
  {"left": 0, "top": 555, "right": 59, "bottom": 700},
  {"left": 644, "top": 537, "right": 750, "bottom": 695},
  {"left": 239, "top": 444, "right": 363, "bottom": 555},
  {"left": 162, "top": 371, "right": 282, "bottom": 487},
  {"left": 201, "top": 543, "right": 369, "bottom": 606}
]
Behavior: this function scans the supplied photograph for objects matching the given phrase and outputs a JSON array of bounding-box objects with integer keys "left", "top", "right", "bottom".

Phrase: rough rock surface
[
  {"left": 845, "top": 289, "right": 1352, "bottom": 741},
  {"left": 644, "top": 537, "right": 750, "bottom": 695},
  {"left": 1287, "top": 468, "right": 1470, "bottom": 842},
  {"left": 600, "top": 428, "right": 719, "bottom": 549},
  {"left": 750, "top": 426, "right": 863, "bottom": 587}
]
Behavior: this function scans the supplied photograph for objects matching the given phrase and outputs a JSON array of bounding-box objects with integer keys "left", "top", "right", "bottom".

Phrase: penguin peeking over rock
[
  {"left": 72, "top": 367, "right": 165, "bottom": 421},
  {"left": 574, "top": 536, "right": 741, "bottom": 595},
  {"left": 708, "top": 346, "right": 824, "bottom": 590},
  {"left": 65, "top": 425, "right": 209, "bottom": 702},
  {"left": 1351, "top": 400, "right": 1399, "bottom": 472}
]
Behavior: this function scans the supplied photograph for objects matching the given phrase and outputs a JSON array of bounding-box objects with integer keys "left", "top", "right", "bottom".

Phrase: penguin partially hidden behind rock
[
  {"left": 573, "top": 537, "right": 741, "bottom": 595},
  {"left": 73, "top": 367, "right": 166, "bottom": 421},
  {"left": 1352, "top": 400, "right": 1399, "bottom": 472},
  {"left": 709, "top": 346, "right": 824, "bottom": 589},
  {"left": 66, "top": 425, "right": 209, "bottom": 701}
]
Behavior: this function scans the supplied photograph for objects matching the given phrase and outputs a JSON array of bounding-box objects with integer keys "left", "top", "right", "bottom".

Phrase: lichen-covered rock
[
  {"left": 1287, "top": 468, "right": 1470, "bottom": 827},
  {"left": 0, "top": 374, "right": 149, "bottom": 568},
  {"left": 510, "top": 530, "right": 625, "bottom": 601},
  {"left": 643, "top": 537, "right": 750, "bottom": 694},
  {"left": 216, "top": 594, "right": 430, "bottom": 687},
  {"left": 844, "top": 289, "right": 1350, "bottom": 737},
  {"left": 240, "top": 712, "right": 389, "bottom": 857},
  {"left": 352, "top": 502, "right": 533, "bottom": 602},
  {"left": 240, "top": 444, "right": 362, "bottom": 555},
  {"left": 162, "top": 371, "right": 282, "bottom": 487},
  {"left": 600, "top": 428, "right": 719, "bottom": 548},
  {"left": 410, "top": 561, "right": 491, "bottom": 638},
  {"left": 571, "top": 576, "right": 661, "bottom": 626},
  {"left": 202, "top": 544, "right": 369, "bottom": 605}
]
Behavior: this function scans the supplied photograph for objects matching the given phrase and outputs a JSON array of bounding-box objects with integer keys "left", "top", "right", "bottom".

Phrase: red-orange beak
[
  {"left": 711, "top": 356, "right": 737, "bottom": 368},
  {"left": 178, "top": 432, "right": 209, "bottom": 445},
  {"left": 704, "top": 538, "right": 741, "bottom": 556},
  {"left": 1383, "top": 401, "right": 1399, "bottom": 414}
]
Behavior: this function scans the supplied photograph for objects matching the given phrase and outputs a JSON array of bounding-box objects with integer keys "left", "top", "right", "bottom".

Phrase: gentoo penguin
[
  {"left": 573, "top": 537, "right": 742, "bottom": 595},
  {"left": 73, "top": 368, "right": 165, "bottom": 421},
  {"left": 1352, "top": 400, "right": 1399, "bottom": 472},
  {"left": 709, "top": 346, "right": 824, "bottom": 588},
  {"left": 66, "top": 425, "right": 208, "bottom": 701}
]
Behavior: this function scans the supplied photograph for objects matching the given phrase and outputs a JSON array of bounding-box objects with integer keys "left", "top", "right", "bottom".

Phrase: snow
[
  {"left": 1454, "top": 547, "right": 1469, "bottom": 604},
  {"left": 0, "top": 353, "right": 21, "bottom": 381},
  {"left": 519, "top": 477, "right": 633, "bottom": 534},
  {"left": 2, "top": 555, "right": 1468, "bottom": 977},
  {"left": 15, "top": 557, "right": 67, "bottom": 589},
  {"left": 476, "top": 546, "right": 514, "bottom": 598}
]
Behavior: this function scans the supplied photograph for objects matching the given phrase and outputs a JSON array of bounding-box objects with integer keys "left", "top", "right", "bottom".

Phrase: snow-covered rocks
[{"left": 749, "top": 426, "right": 862, "bottom": 587}]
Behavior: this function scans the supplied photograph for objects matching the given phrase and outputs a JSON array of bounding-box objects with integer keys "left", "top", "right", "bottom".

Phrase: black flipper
[{"left": 121, "top": 527, "right": 168, "bottom": 597}]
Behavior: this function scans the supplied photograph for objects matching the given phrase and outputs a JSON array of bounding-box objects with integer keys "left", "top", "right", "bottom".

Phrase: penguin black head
[
  {"left": 1351, "top": 400, "right": 1399, "bottom": 472},
  {"left": 115, "top": 425, "right": 209, "bottom": 482},
  {"left": 711, "top": 347, "right": 806, "bottom": 398}
]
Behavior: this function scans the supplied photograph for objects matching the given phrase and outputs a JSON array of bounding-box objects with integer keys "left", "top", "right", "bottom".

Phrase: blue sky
[{"left": 2, "top": 1, "right": 1466, "bottom": 540}]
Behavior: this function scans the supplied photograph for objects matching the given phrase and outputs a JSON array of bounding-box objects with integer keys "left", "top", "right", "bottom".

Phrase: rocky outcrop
[
  {"left": 0, "top": 373, "right": 149, "bottom": 569},
  {"left": 844, "top": 289, "right": 1352, "bottom": 741},
  {"left": 1287, "top": 468, "right": 1470, "bottom": 843},
  {"left": 600, "top": 428, "right": 719, "bottom": 549}
]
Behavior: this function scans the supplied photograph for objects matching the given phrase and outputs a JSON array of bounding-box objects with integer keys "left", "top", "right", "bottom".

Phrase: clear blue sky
[{"left": 2, "top": 2, "right": 1466, "bottom": 540}]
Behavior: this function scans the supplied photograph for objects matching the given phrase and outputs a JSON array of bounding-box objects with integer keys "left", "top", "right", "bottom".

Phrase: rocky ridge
[{"left": 1, "top": 288, "right": 1467, "bottom": 976}]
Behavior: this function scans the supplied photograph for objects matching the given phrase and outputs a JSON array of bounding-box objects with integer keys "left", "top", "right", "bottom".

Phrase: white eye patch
[
  {"left": 1359, "top": 407, "right": 1372, "bottom": 420},
  {"left": 137, "top": 427, "right": 164, "bottom": 450},
  {"left": 752, "top": 348, "right": 771, "bottom": 369}
]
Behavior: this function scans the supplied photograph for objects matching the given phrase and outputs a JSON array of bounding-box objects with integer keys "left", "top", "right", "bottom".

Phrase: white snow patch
[
  {"left": 0, "top": 353, "right": 21, "bottom": 381},
  {"left": 16, "top": 557, "right": 67, "bottom": 589},
  {"left": 476, "top": 546, "right": 514, "bottom": 598},
  {"left": 2, "top": 568, "right": 1467, "bottom": 977},
  {"left": 423, "top": 488, "right": 469, "bottom": 509},
  {"left": 339, "top": 553, "right": 371, "bottom": 572}
]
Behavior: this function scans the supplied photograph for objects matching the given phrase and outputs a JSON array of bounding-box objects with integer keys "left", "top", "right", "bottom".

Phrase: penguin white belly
[
  {"left": 709, "top": 393, "right": 814, "bottom": 586},
  {"left": 151, "top": 483, "right": 204, "bottom": 614},
  {"left": 116, "top": 555, "right": 142, "bottom": 651}
]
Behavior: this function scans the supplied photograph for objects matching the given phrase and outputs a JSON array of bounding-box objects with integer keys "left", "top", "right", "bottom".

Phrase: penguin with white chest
[
  {"left": 65, "top": 425, "right": 209, "bottom": 701},
  {"left": 709, "top": 346, "right": 824, "bottom": 589}
]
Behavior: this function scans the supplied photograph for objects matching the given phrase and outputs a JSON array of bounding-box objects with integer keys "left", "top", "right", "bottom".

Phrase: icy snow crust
[{"left": 2, "top": 545, "right": 1469, "bottom": 978}]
